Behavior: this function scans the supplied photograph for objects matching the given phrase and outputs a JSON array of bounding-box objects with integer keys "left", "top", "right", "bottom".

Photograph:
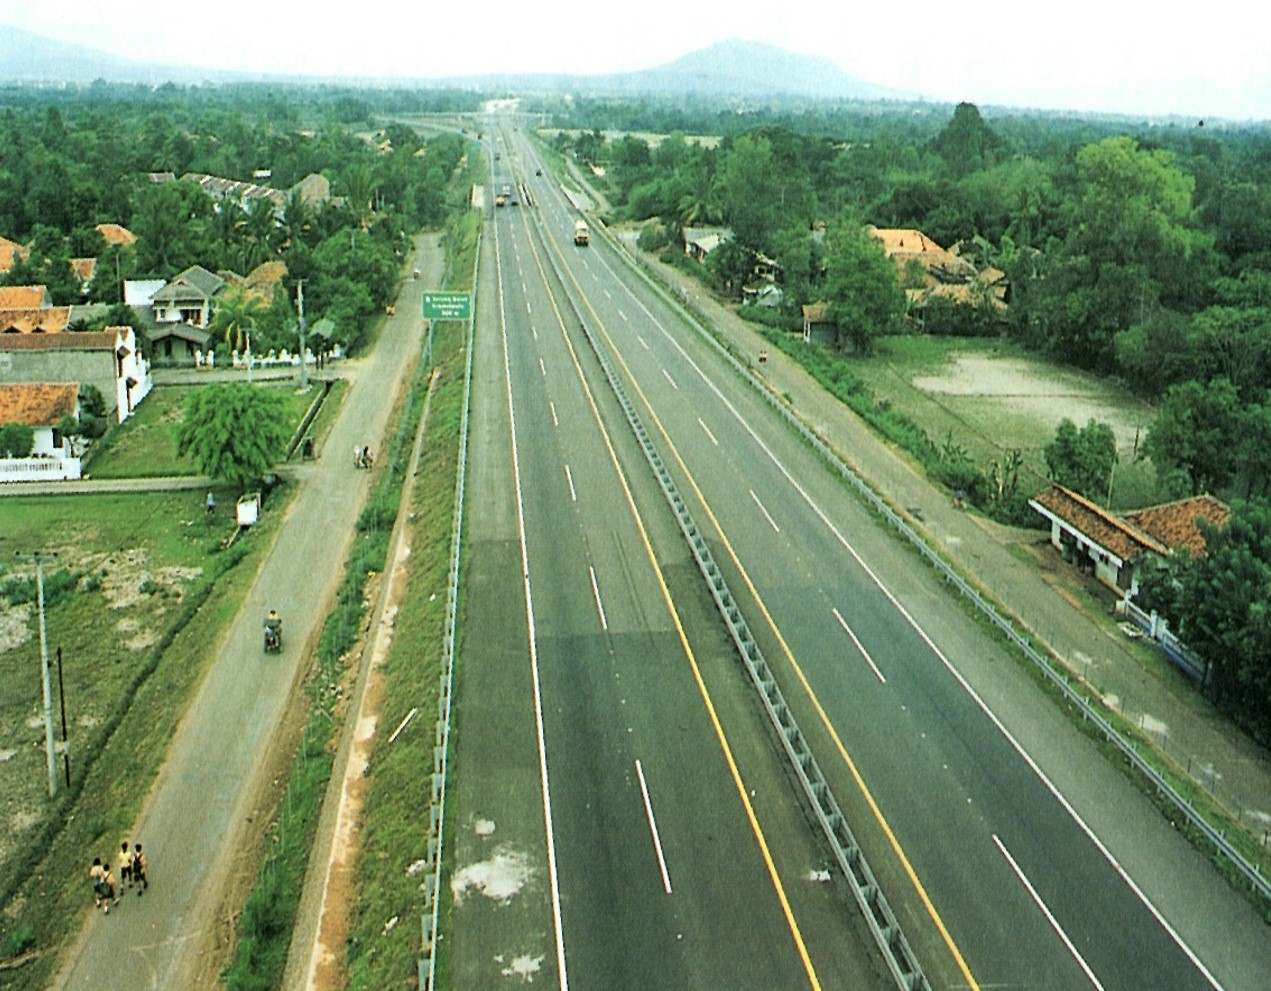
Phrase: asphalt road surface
[
  {"left": 446, "top": 134, "right": 887, "bottom": 988},
  {"left": 448, "top": 122, "right": 1271, "bottom": 991},
  {"left": 49, "top": 235, "right": 443, "bottom": 991}
]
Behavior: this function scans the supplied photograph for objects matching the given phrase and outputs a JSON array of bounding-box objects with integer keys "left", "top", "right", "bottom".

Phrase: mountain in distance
[
  {"left": 446, "top": 39, "right": 917, "bottom": 102},
  {"left": 0, "top": 26, "right": 915, "bottom": 103},
  {"left": 0, "top": 24, "right": 238, "bottom": 85},
  {"left": 603, "top": 39, "right": 917, "bottom": 101}
]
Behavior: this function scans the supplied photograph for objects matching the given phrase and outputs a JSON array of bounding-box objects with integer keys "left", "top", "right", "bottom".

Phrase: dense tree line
[
  {"left": 552, "top": 95, "right": 1271, "bottom": 737},
  {"left": 0, "top": 82, "right": 479, "bottom": 354}
]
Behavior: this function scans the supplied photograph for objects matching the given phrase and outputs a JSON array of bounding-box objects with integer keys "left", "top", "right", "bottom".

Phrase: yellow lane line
[
  {"left": 586, "top": 281, "right": 982, "bottom": 991},
  {"left": 515, "top": 212, "right": 822, "bottom": 990}
]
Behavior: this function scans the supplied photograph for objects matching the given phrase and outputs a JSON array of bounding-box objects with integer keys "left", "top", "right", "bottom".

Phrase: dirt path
[{"left": 49, "top": 234, "right": 444, "bottom": 991}]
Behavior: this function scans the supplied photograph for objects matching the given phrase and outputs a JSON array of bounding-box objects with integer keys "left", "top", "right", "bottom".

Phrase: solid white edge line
[
  {"left": 496, "top": 225, "right": 570, "bottom": 991},
  {"left": 831, "top": 607, "right": 886, "bottom": 684},
  {"left": 589, "top": 565, "right": 608, "bottom": 631},
  {"left": 993, "top": 835, "right": 1106, "bottom": 991},
  {"left": 588, "top": 244, "right": 1226, "bottom": 991},
  {"left": 635, "top": 759, "right": 673, "bottom": 895}
]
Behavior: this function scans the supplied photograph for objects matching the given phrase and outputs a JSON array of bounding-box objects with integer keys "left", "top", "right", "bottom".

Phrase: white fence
[{"left": 0, "top": 456, "right": 82, "bottom": 482}]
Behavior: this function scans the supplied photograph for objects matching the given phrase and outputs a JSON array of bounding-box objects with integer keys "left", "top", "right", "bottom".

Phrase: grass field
[
  {"left": 0, "top": 372, "right": 346, "bottom": 986},
  {"left": 86, "top": 382, "right": 324, "bottom": 479},
  {"left": 850, "top": 335, "right": 1162, "bottom": 510},
  {"left": 0, "top": 486, "right": 284, "bottom": 987}
]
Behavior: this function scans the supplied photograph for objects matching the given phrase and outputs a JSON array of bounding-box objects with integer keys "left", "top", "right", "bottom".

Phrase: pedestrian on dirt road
[
  {"left": 132, "top": 844, "right": 148, "bottom": 894},
  {"left": 97, "top": 862, "right": 117, "bottom": 913},
  {"left": 89, "top": 857, "right": 105, "bottom": 909},
  {"left": 118, "top": 842, "right": 133, "bottom": 891}
]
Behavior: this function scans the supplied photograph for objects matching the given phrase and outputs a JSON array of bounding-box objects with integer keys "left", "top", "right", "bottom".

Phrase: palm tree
[{"left": 211, "top": 284, "right": 269, "bottom": 354}]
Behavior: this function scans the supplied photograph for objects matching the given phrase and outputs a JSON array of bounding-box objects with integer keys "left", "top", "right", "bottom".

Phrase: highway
[
  {"left": 447, "top": 131, "right": 884, "bottom": 988},
  {"left": 446, "top": 121, "right": 1271, "bottom": 991}
]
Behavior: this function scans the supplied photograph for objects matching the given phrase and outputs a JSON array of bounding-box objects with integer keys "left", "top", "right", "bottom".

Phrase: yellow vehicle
[{"left": 574, "top": 220, "right": 590, "bottom": 246}]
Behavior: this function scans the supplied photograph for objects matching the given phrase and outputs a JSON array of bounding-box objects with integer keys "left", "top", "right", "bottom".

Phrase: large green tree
[
  {"left": 176, "top": 383, "right": 289, "bottom": 487},
  {"left": 820, "top": 218, "right": 905, "bottom": 354},
  {"left": 1173, "top": 501, "right": 1271, "bottom": 742},
  {"left": 1016, "top": 136, "right": 1216, "bottom": 372},
  {"left": 1044, "top": 418, "right": 1118, "bottom": 501},
  {"left": 1143, "top": 378, "right": 1244, "bottom": 496}
]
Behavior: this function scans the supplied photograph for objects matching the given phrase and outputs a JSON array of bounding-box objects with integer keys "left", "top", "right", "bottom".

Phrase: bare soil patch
[{"left": 911, "top": 353, "right": 1152, "bottom": 454}]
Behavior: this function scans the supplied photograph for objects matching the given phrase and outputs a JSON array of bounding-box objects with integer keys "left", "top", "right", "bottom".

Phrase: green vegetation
[
  {"left": 344, "top": 208, "right": 479, "bottom": 991},
  {"left": 175, "top": 383, "right": 291, "bottom": 487},
  {"left": 0, "top": 489, "right": 286, "bottom": 991},
  {"left": 557, "top": 99, "right": 1271, "bottom": 733},
  {"left": 0, "top": 84, "right": 474, "bottom": 355},
  {"left": 87, "top": 383, "right": 317, "bottom": 479}
]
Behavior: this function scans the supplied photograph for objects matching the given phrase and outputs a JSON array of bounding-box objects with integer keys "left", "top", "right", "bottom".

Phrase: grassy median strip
[{"left": 344, "top": 212, "right": 477, "bottom": 991}]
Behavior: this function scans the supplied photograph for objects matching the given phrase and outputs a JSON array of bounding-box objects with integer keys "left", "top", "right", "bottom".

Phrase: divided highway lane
[
  {"left": 447, "top": 162, "right": 886, "bottom": 989},
  {"left": 537, "top": 194, "right": 1271, "bottom": 989}
]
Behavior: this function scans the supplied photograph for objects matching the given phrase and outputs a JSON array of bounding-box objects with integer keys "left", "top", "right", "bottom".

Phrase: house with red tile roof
[
  {"left": 0, "top": 382, "right": 83, "bottom": 481},
  {"left": 1029, "top": 484, "right": 1229, "bottom": 594},
  {"left": 0, "top": 326, "right": 151, "bottom": 424}
]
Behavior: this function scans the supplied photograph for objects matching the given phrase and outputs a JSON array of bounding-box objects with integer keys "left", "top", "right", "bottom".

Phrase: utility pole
[
  {"left": 296, "top": 280, "right": 308, "bottom": 390},
  {"left": 18, "top": 551, "right": 58, "bottom": 797}
]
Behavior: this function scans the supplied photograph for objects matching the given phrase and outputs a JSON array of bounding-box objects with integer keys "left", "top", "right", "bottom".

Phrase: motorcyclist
[{"left": 265, "top": 609, "right": 281, "bottom": 646}]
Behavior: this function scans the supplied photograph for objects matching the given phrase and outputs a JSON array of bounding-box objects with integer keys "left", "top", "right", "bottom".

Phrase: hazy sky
[{"left": 4, "top": 1, "right": 1270, "bottom": 120}]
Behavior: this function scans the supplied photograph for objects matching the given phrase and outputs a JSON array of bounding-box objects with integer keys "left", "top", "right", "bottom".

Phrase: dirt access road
[{"left": 49, "top": 234, "right": 443, "bottom": 991}]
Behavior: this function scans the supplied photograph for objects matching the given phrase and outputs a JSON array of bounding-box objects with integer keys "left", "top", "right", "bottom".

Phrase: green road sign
[{"left": 422, "top": 291, "right": 472, "bottom": 320}]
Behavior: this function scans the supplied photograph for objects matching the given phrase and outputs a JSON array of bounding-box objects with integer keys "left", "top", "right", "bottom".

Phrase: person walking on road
[
  {"left": 118, "top": 842, "right": 133, "bottom": 892},
  {"left": 97, "top": 862, "right": 117, "bottom": 914},
  {"left": 131, "top": 844, "right": 148, "bottom": 895},
  {"left": 89, "top": 858, "right": 105, "bottom": 910}
]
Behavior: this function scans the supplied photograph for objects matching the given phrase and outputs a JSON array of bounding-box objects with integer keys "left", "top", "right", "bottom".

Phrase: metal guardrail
[
  {"left": 538, "top": 219, "right": 932, "bottom": 991},
  {"left": 418, "top": 236, "right": 480, "bottom": 990},
  {"left": 611, "top": 239, "right": 1271, "bottom": 909}
]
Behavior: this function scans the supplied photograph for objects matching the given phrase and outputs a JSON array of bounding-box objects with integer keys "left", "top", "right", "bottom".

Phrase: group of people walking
[{"left": 88, "top": 842, "right": 148, "bottom": 914}]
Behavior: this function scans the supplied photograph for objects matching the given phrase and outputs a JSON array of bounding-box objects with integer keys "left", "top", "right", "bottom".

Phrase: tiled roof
[
  {"left": 0, "top": 307, "right": 71, "bottom": 334},
  {"left": 1031, "top": 484, "right": 1168, "bottom": 564},
  {"left": 0, "top": 330, "right": 115, "bottom": 351},
  {"left": 147, "top": 323, "right": 211, "bottom": 345},
  {"left": 246, "top": 260, "right": 287, "bottom": 285},
  {"left": 1124, "top": 496, "right": 1229, "bottom": 557},
  {"left": 0, "top": 383, "right": 78, "bottom": 426},
  {"left": 71, "top": 258, "right": 97, "bottom": 284},
  {"left": 0, "top": 237, "right": 27, "bottom": 272},
  {"left": 0, "top": 285, "right": 50, "bottom": 309},
  {"left": 868, "top": 226, "right": 944, "bottom": 255},
  {"left": 95, "top": 223, "right": 137, "bottom": 246},
  {"left": 181, "top": 172, "right": 286, "bottom": 208},
  {"left": 869, "top": 225, "right": 979, "bottom": 286}
]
